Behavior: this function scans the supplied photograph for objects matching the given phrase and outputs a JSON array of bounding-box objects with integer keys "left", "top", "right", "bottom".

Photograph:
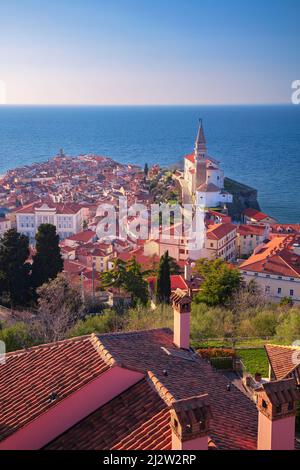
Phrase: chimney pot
[
  {"left": 170, "top": 394, "right": 212, "bottom": 450},
  {"left": 256, "top": 378, "right": 300, "bottom": 450},
  {"left": 171, "top": 289, "right": 192, "bottom": 350}
]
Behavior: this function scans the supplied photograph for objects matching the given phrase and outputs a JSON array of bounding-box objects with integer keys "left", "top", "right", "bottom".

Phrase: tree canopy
[
  {"left": 100, "top": 257, "right": 149, "bottom": 306},
  {"left": 0, "top": 229, "right": 31, "bottom": 306},
  {"left": 32, "top": 224, "right": 63, "bottom": 289},
  {"left": 194, "top": 258, "right": 242, "bottom": 306},
  {"left": 36, "top": 274, "right": 84, "bottom": 343}
]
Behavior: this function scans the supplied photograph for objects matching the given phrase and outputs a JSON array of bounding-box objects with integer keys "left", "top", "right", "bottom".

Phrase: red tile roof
[
  {"left": 15, "top": 202, "right": 87, "bottom": 215},
  {"left": 184, "top": 153, "right": 195, "bottom": 163},
  {"left": 148, "top": 275, "right": 188, "bottom": 292},
  {"left": 240, "top": 237, "right": 300, "bottom": 278},
  {"left": 0, "top": 336, "right": 110, "bottom": 443},
  {"left": 1, "top": 323, "right": 261, "bottom": 450},
  {"left": 206, "top": 223, "right": 237, "bottom": 240},
  {"left": 237, "top": 224, "right": 266, "bottom": 237},
  {"left": 270, "top": 224, "right": 300, "bottom": 234},
  {"left": 46, "top": 379, "right": 171, "bottom": 450},
  {"left": 265, "top": 344, "right": 300, "bottom": 381},
  {"left": 94, "top": 329, "right": 258, "bottom": 450},
  {"left": 243, "top": 208, "right": 270, "bottom": 221},
  {"left": 65, "top": 230, "right": 96, "bottom": 243}
]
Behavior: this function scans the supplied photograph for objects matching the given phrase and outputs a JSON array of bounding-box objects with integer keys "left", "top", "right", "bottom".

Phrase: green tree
[
  {"left": 276, "top": 309, "right": 300, "bottom": 344},
  {"left": 156, "top": 251, "right": 171, "bottom": 304},
  {"left": 168, "top": 256, "right": 181, "bottom": 275},
  {"left": 190, "top": 303, "right": 234, "bottom": 339},
  {"left": 0, "top": 322, "right": 38, "bottom": 352},
  {"left": 100, "top": 258, "right": 127, "bottom": 293},
  {"left": 125, "top": 257, "right": 149, "bottom": 306},
  {"left": 32, "top": 224, "right": 63, "bottom": 289},
  {"left": 280, "top": 296, "right": 293, "bottom": 308},
  {"left": 144, "top": 163, "right": 149, "bottom": 177},
  {"left": 251, "top": 311, "right": 278, "bottom": 337},
  {"left": 194, "top": 258, "right": 242, "bottom": 306},
  {"left": 67, "top": 311, "right": 115, "bottom": 337},
  {"left": 124, "top": 304, "right": 173, "bottom": 332},
  {"left": 0, "top": 229, "right": 31, "bottom": 306}
]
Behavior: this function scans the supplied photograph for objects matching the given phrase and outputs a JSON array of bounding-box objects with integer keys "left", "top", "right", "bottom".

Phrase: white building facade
[{"left": 16, "top": 202, "right": 88, "bottom": 241}]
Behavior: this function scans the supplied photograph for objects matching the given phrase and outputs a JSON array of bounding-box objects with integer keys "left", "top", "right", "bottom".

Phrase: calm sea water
[{"left": 0, "top": 105, "right": 299, "bottom": 223}]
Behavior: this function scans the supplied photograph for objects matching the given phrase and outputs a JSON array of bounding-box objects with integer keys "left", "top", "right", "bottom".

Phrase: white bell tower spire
[{"left": 194, "top": 119, "right": 207, "bottom": 161}]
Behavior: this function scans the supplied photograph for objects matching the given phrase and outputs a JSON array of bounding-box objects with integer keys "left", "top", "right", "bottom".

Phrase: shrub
[
  {"left": 67, "top": 311, "right": 115, "bottom": 337},
  {"left": 276, "top": 309, "right": 300, "bottom": 344},
  {"left": 0, "top": 322, "right": 39, "bottom": 352},
  {"left": 197, "top": 348, "right": 236, "bottom": 359}
]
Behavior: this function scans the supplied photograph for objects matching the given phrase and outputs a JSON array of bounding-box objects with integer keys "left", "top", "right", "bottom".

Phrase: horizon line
[{"left": 0, "top": 102, "right": 295, "bottom": 107}]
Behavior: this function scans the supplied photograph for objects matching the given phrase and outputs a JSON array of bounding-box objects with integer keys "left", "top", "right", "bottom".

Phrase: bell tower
[{"left": 195, "top": 119, "right": 207, "bottom": 188}]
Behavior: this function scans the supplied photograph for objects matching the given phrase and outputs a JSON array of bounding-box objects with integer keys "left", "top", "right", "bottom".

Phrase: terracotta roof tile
[
  {"left": 46, "top": 379, "right": 171, "bottom": 450},
  {"left": 94, "top": 329, "right": 258, "bottom": 450},
  {"left": 265, "top": 344, "right": 300, "bottom": 382},
  {"left": 0, "top": 335, "right": 110, "bottom": 442},
  {"left": 206, "top": 223, "right": 237, "bottom": 240},
  {"left": 243, "top": 208, "right": 270, "bottom": 221}
]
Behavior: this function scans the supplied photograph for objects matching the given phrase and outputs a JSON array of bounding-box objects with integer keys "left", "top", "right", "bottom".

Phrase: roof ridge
[
  {"left": 4, "top": 334, "right": 93, "bottom": 358},
  {"left": 277, "top": 252, "right": 300, "bottom": 277},
  {"left": 97, "top": 327, "right": 172, "bottom": 338},
  {"left": 147, "top": 371, "right": 175, "bottom": 406},
  {"left": 266, "top": 343, "right": 300, "bottom": 351},
  {"left": 90, "top": 333, "right": 120, "bottom": 367}
]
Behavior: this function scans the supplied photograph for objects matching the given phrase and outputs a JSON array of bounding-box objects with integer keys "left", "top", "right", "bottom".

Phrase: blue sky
[{"left": 0, "top": 0, "right": 299, "bottom": 104}]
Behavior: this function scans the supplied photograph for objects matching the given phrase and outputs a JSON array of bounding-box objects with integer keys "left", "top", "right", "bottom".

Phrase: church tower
[{"left": 195, "top": 119, "right": 207, "bottom": 189}]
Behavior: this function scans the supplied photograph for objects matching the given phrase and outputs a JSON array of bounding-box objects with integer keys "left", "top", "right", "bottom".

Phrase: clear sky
[{"left": 0, "top": 0, "right": 299, "bottom": 105}]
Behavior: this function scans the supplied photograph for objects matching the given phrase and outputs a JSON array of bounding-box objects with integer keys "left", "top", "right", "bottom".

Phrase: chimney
[
  {"left": 170, "top": 394, "right": 212, "bottom": 450},
  {"left": 256, "top": 378, "right": 300, "bottom": 450},
  {"left": 171, "top": 289, "right": 192, "bottom": 350},
  {"left": 184, "top": 264, "right": 191, "bottom": 282}
]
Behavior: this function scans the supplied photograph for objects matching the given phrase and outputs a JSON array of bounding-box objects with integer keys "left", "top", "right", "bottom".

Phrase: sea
[{"left": 0, "top": 105, "right": 299, "bottom": 223}]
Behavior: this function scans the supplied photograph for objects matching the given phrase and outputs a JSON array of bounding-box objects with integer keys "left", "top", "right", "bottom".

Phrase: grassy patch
[
  {"left": 237, "top": 348, "right": 269, "bottom": 377},
  {"left": 191, "top": 337, "right": 284, "bottom": 350}
]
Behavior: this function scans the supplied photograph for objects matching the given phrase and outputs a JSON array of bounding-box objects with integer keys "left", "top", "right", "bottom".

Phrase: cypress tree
[
  {"left": 32, "top": 224, "right": 63, "bottom": 289},
  {"left": 156, "top": 251, "right": 171, "bottom": 304},
  {"left": 0, "top": 229, "right": 31, "bottom": 306}
]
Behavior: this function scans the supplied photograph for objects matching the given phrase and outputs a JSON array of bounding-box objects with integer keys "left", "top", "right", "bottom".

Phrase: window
[
  {"left": 290, "top": 290, "right": 294, "bottom": 297},
  {"left": 278, "top": 288, "right": 282, "bottom": 294},
  {"left": 265, "top": 286, "right": 270, "bottom": 293}
]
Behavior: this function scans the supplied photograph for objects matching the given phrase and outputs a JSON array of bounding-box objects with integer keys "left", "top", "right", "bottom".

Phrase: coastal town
[
  {"left": 0, "top": 122, "right": 300, "bottom": 452},
  {"left": 1, "top": 121, "right": 299, "bottom": 304}
]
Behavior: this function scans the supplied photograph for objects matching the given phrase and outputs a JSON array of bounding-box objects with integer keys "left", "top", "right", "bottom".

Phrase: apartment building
[{"left": 240, "top": 236, "right": 300, "bottom": 304}]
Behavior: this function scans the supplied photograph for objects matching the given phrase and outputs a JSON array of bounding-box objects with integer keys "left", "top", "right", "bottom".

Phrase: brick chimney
[
  {"left": 171, "top": 289, "right": 192, "bottom": 350},
  {"left": 256, "top": 378, "right": 300, "bottom": 450},
  {"left": 170, "top": 394, "right": 212, "bottom": 450}
]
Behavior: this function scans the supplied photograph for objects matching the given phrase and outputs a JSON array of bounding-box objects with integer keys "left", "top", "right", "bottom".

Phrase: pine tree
[
  {"left": 32, "top": 224, "right": 63, "bottom": 289},
  {"left": 0, "top": 229, "right": 31, "bottom": 306},
  {"left": 144, "top": 163, "right": 149, "bottom": 177},
  {"left": 100, "top": 258, "right": 127, "bottom": 293},
  {"left": 156, "top": 251, "right": 171, "bottom": 304}
]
